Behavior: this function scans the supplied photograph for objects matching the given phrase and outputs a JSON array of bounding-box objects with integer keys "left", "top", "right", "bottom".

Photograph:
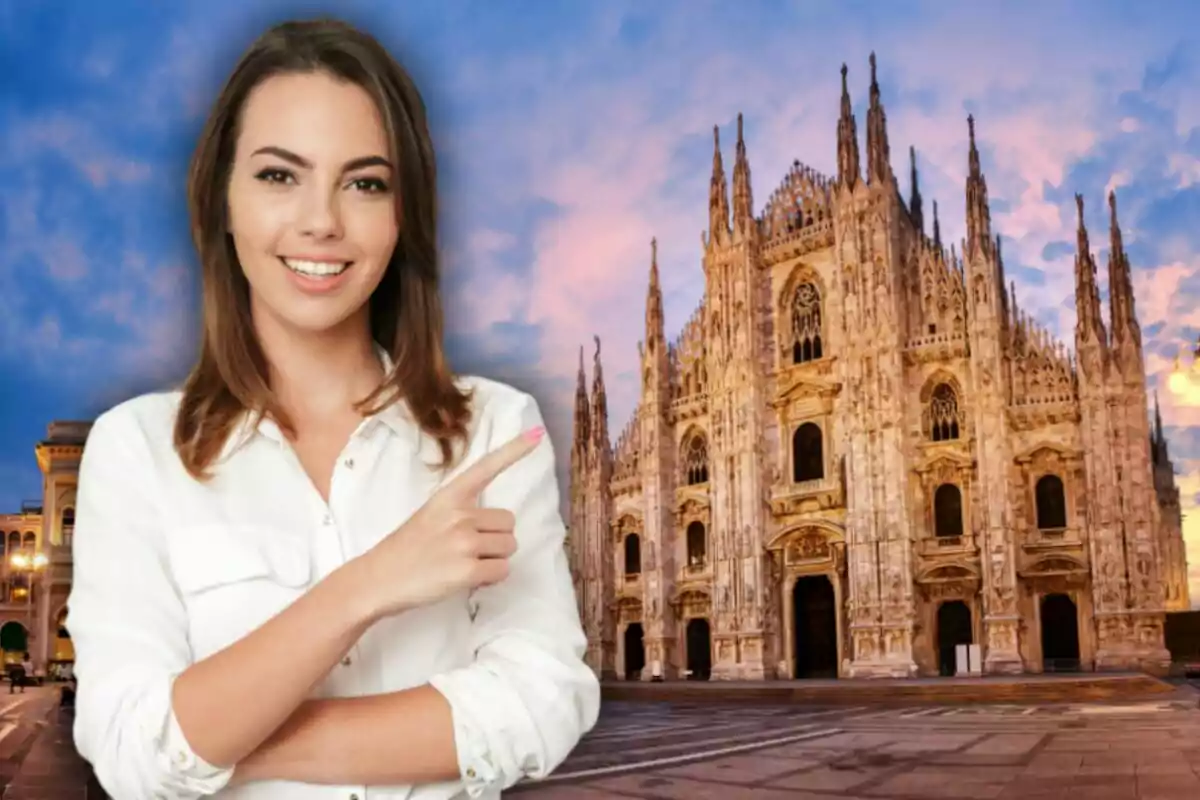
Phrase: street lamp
[{"left": 9, "top": 552, "right": 48, "bottom": 659}]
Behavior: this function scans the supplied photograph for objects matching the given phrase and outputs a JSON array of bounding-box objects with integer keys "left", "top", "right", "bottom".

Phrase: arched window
[
  {"left": 686, "top": 522, "right": 707, "bottom": 567},
  {"left": 1035, "top": 475, "right": 1067, "bottom": 529},
  {"left": 934, "top": 483, "right": 964, "bottom": 538},
  {"left": 683, "top": 434, "right": 709, "bottom": 485},
  {"left": 624, "top": 534, "right": 641, "bottom": 575},
  {"left": 791, "top": 282, "right": 823, "bottom": 363},
  {"left": 928, "top": 383, "right": 961, "bottom": 442},
  {"left": 792, "top": 422, "right": 824, "bottom": 482}
]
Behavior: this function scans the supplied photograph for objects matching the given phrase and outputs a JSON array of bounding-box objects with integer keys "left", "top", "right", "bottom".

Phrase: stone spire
[
  {"left": 708, "top": 125, "right": 731, "bottom": 247},
  {"left": 590, "top": 335, "right": 610, "bottom": 453},
  {"left": 573, "top": 345, "right": 590, "bottom": 447},
  {"left": 964, "top": 115, "right": 993, "bottom": 263},
  {"left": 1154, "top": 391, "right": 1165, "bottom": 450},
  {"left": 865, "top": 53, "right": 892, "bottom": 185},
  {"left": 932, "top": 199, "right": 942, "bottom": 251},
  {"left": 731, "top": 113, "right": 754, "bottom": 234},
  {"left": 836, "top": 63, "right": 861, "bottom": 190},
  {"left": 997, "top": 233, "right": 1010, "bottom": 336},
  {"left": 909, "top": 146, "right": 924, "bottom": 232},
  {"left": 1107, "top": 190, "right": 1142, "bottom": 354},
  {"left": 1073, "top": 193, "right": 1108, "bottom": 354},
  {"left": 645, "top": 237, "right": 665, "bottom": 350}
]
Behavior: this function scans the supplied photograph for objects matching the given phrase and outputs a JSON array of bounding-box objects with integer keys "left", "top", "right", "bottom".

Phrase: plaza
[{"left": 513, "top": 683, "right": 1200, "bottom": 799}]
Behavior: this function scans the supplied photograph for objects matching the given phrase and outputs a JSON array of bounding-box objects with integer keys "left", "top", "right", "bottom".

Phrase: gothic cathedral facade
[{"left": 567, "top": 56, "right": 1192, "bottom": 681}]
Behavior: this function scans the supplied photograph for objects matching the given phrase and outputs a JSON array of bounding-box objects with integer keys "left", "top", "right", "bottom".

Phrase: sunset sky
[{"left": 1, "top": 0, "right": 1198, "bottom": 603}]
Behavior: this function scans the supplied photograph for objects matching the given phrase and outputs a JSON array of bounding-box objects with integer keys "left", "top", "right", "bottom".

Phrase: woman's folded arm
[{"left": 68, "top": 407, "right": 373, "bottom": 799}]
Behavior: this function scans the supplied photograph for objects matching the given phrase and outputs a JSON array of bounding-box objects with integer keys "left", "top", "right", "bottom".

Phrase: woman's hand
[{"left": 353, "top": 426, "right": 546, "bottom": 624}]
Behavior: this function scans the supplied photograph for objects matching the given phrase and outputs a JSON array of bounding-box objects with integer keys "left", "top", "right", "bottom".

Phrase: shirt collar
[
  {"left": 216, "top": 341, "right": 416, "bottom": 460},
  {"left": 365, "top": 341, "right": 416, "bottom": 439}
]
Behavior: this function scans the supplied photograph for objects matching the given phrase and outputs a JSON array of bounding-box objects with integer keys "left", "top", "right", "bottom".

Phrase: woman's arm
[
  {"left": 68, "top": 407, "right": 374, "bottom": 799},
  {"left": 230, "top": 392, "right": 601, "bottom": 794},
  {"left": 230, "top": 685, "right": 460, "bottom": 786}
]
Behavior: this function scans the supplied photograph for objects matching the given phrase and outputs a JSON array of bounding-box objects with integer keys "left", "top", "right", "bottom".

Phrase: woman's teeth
[{"left": 282, "top": 258, "right": 350, "bottom": 277}]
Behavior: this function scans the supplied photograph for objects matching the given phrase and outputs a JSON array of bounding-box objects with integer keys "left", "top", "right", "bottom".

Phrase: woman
[{"left": 66, "top": 16, "right": 599, "bottom": 799}]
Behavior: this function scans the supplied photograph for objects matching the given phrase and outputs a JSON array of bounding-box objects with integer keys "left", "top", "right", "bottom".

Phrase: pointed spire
[
  {"left": 996, "top": 234, "right": 1008, "bottom": 303},
  {"left": 731, "top": 112, "right": 754, "bottom": 233},
  {"left": 1154, "top": 390, "right": 1164, "bottom": 446},
  {"left": 708, "top": 125, "right": 731, "bottom": 246},
  {"left": 964, "top": 114, "right": 993, "bottom": 262},
  {"left": 865, "top": 52, "right": 892, "bottom": 185},
  {"left": 1107, "top": 189, "right": 1141, "bottom": 350},
  {"left": 997, "top": 233, "right": 1010, "bottom": 333},
  {"left": 836, "top": 63, "right": 861, "bottom": 189},
  {"left": 909, "top": 146, "right": 924, "bottom": 231},
  {"left": 1010, "top": 279, "right": 1023, "bottom": 350},
  {"left": 1073, "top": 193, "right": 1108, "bottom": 351},
  {"left": 646, "top": 236, "right": 664, "bottom": 349},
  {"left": 590, "top": 335, "right": 609, "bottom": 451},
  {"left": 932, "top": 200, "right": 942, "bottom": 251},
  {"left": 573, "top": 345, "right": 590, "bottom": 450}
]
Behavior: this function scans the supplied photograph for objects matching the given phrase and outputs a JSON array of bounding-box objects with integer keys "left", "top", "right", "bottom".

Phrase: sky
[{"left": 2, "top": 0, "right": 1199, "bottom": 604}]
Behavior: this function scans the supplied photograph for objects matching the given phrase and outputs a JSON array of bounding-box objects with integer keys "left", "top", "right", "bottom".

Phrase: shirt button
[
  {"left": 322, "top": 513, "right": 332, "bottom": 526},
  {"left": 350, "top": 794, "right": 359, "bottom": 800},
  {"left": 342, "top": 656, "right": 352, "bottom": 666},
  {"left": 466, "top": 767, "right": 476, "bottom": 779},
  {"left": 344, "top": 457, "right": 355, "bottom": 469}
]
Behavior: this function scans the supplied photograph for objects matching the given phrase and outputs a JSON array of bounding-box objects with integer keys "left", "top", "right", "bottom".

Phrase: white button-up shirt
[{"left": 66, "top": 373, "right": 600, "bottom": 799}]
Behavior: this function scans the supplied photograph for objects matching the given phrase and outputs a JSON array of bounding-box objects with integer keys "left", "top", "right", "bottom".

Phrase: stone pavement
[
  {"left": 511, "top": 690, "right": 1200, "bottom": 798},
  {"left": 6, "top": 683, "right": 1200, "bottom": 798},
  {"left": 1, "top": 701, "right": 105, "bottom": 800}
]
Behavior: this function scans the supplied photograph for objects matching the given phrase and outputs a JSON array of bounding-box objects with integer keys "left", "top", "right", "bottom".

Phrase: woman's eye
[
  {"left": 254, "top": 168, "right": 294, "bottom": 185},
  {"left": 352, "top": 177, "right": 389, "bottom": 194}
]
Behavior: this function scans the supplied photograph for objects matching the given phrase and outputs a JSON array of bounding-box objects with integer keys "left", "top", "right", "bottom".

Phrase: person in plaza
[
  {"left": 65, "top": 15, "right": 599, "bottom": 799},
  {"left": 8, "top": 655, "right": 26, "bottom": 694}
]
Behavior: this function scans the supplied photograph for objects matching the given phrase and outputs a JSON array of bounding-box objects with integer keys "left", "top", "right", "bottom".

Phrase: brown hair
[{"left": 174, "top": 16, "right": 471, "bottom": 479}]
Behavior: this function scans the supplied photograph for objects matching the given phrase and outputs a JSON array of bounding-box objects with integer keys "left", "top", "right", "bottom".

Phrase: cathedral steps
[{"left": 601, "top": 673, "right": 1176, "bottom": 706}]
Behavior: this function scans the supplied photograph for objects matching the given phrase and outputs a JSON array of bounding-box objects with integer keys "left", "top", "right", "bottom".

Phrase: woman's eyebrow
[{"left": 250, "top": 145, "right": 393, "bottom": 173}]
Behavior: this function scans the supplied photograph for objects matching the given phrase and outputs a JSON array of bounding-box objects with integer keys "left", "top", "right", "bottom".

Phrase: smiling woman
[
  {"left": 64, "top": 15, "right": 599, "bottom": 800},
  {"left": 228, "top": 76, "right": 399, "bottom": 321}
]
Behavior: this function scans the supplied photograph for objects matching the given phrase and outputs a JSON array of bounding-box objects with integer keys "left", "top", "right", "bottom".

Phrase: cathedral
[{"left": 567, "top": 55, "right": 1192, "bottom": 682}]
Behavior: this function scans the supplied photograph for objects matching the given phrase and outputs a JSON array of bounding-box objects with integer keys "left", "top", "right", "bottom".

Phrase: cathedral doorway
[
  {"left": 623, "top": 623, "right": 645, "bottom": 680},
  {"left": 685, "top": 618, "right": 712, "bottom": 680},
  {"left": 792, "top": 575, "right": 838, "bottom": 679},
  {"left": 936, "top": 600, "right": 973, "bottom": 676},
  {"left": 1040, "top": 593, "right": 1080, "bottom": 672}
]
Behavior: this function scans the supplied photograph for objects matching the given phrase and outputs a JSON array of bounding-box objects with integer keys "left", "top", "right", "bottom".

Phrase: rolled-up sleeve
[
  {"left": 66, "top": 411, "right": 235, "bottom": 799},
  {"left": 428, "top": 392, "right": 601, "bottom": 797}
]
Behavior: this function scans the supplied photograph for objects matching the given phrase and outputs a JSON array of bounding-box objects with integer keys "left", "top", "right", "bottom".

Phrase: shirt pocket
[{"left": 166, "top": 525, "right": 313, "bottom": 658}]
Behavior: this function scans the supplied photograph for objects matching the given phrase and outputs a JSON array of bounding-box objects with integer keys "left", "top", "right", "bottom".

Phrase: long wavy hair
[{"left": 174, "top": 16, "right": 471, "bottom": 479}]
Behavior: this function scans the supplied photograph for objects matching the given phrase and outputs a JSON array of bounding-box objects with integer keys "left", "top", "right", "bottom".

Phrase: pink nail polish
[{"left": 525, "top": 426, "right": 545, "bottom": 443}]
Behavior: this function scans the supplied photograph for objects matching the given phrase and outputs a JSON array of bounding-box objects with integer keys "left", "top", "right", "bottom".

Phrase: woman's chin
[{"left": 253, "top": 297, "right": 370, "bottom": 339}]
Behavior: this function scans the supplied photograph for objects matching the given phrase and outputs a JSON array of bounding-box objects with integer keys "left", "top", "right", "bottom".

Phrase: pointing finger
[{"left": 444, "top": 426, "right": 545, "bottom": 500}]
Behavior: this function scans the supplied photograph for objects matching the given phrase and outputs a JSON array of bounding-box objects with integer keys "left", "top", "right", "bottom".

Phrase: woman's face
[{"left": 226, "top": 70, "right": 399, "bottom": 338}]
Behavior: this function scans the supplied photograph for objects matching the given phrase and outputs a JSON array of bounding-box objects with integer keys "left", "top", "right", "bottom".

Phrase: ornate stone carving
[{"left": 787, "top": 531, "right": 830, "bottom": 563}]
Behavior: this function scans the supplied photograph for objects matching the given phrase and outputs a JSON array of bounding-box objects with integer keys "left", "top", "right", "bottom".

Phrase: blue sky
[{"left": 2, "top": 0, "right": 1200, "bottom": 600}]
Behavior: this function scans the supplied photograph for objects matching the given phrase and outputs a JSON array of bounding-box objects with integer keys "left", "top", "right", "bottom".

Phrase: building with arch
[
  {"left": 568, "top": 56, "right": 1191, "bottom": 681},
  {"left": 0, "top": 422, "right": 85, "bottom": 677}
]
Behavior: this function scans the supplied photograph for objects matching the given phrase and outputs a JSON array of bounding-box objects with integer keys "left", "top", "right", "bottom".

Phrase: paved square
[{"left": 511, "top": 691, "right": 1200, "bottom": 798}]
